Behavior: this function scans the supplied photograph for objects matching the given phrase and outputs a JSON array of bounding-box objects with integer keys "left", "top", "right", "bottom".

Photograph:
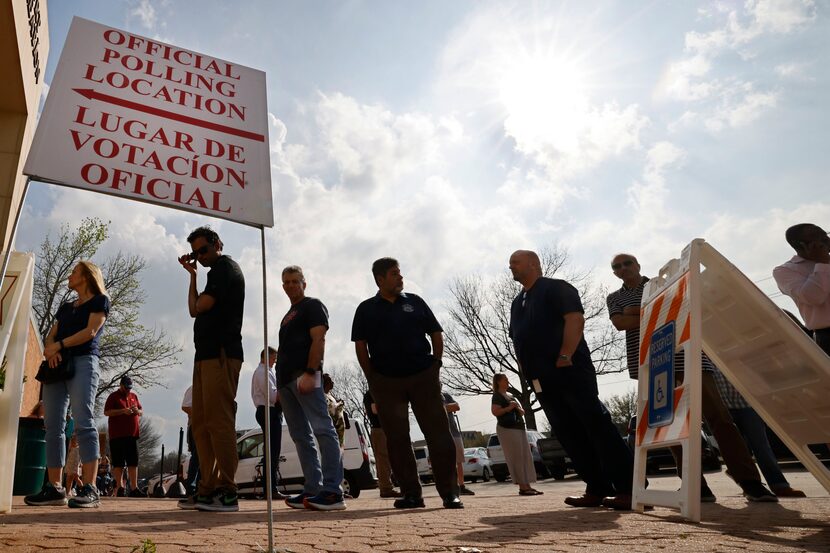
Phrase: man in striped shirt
[{"left": 606, "top": 253, "right": 778, "bottom": 502}]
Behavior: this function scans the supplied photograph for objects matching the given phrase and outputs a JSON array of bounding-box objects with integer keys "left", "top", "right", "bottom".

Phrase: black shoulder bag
[{"left": 35, "top": 354, "right": 74, "bottom": 384}]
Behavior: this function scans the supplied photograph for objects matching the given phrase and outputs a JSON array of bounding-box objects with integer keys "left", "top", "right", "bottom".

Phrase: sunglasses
[
  {"left": 611, "top": 260, "right": 635, "bottom": 270},
  {"left": 189, "top": 245, "right": 211, "bottom": 259}
]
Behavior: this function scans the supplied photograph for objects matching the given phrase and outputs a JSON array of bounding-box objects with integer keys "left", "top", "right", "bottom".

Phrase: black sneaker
[
  {"left": 741, "top": 480, "right": 778, "bottom": 503},
  {"left": 24, "top": 483, "right": 67, "bottom": 506},
  {"left": 393, "top": 495, "right": 425, "bottom": 509},
  {"left": 128, "top": 488, "right": 147, "bottom": 498},
  {"left": 196, "top": 490, "right": 239, "bottom": 512},
  {"left": 285, "top": 492, "right": 314, "bottom": 509},
  {"left": 303, "top": 491, "right": 346, "bottom": 511},
  {"left": 177, "top": 495, "right": 198, "bottom": 510},
  {"left": 115, "top": 487, "right": 126, "bottom": 497},
  {"left": 68, "top": 484, "right": 100, "bottom": 508},
  {"left": 459, "top": 485, "right": 476, "bottom": 496}
]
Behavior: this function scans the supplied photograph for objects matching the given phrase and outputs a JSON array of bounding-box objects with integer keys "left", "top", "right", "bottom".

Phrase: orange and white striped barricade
[{"left": 633, "top": 241, "right": 704, "bottom": 521}]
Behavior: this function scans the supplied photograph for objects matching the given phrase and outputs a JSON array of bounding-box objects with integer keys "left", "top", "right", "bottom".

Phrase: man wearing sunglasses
[
  {"left": 607, "top": 253, "right": 779, "bottom": 502},
  {"left": 774, "top": 223, "right": 830, "bottom": 355},
  {"left": 177, "top": 226, "right": 245, "bottom": 512}
]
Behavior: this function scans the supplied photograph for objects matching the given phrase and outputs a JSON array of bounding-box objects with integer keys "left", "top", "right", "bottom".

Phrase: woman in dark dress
[{"left": 491, "top": 373, "right": 541, "bottom": 496}]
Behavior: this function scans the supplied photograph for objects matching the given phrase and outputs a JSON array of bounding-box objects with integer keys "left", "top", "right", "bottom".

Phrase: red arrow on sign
[{"left": 73, "top": 88, "right": 266, "bottom": 143}]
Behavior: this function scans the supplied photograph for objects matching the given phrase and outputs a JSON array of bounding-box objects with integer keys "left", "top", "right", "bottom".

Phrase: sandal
[{"left": 519, "top": 489, "right": 540, "bottom": 496}]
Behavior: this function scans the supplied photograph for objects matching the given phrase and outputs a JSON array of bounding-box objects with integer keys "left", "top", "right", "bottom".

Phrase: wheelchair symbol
[{"left": 653, "top": 372, "right": 668, "bottom": 409}]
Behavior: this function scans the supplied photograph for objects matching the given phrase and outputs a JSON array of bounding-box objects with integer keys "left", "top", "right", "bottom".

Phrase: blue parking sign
[{"left": 648, "top": 321, "right": 676, "bottom": 428}]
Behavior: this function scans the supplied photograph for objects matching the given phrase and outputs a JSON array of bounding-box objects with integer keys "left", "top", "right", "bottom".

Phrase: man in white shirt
[
  {"left": 773, "top": 223, "right": 830, "bottom": 355},
  {"left": 250, "top": 346, "right": 285, "bottom": 499}
]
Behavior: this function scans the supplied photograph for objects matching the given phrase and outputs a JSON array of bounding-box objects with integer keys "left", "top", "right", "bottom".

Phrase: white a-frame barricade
[
  {"left": 0, "top": 252, "right": 35, "bottom": 513},
  {"left": 633, "top": 239, "right": 830, "bottom": 521},
  {"left": 632, "top": 241, "right": 704, "bottom": 521}
]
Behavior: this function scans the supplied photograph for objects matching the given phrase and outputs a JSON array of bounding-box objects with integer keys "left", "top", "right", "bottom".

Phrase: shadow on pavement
[
  {"left": 455, "top": 508, "right": 625, "bottom": 543},
  {"left": 0, "top": 501, "right": 422, "bottom": 535},
  {"left": 694, "top": 502, "right": 830, "bottom": 553}
]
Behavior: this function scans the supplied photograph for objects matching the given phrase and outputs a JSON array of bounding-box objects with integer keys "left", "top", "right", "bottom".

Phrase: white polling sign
[{"left": 24, "top": 16, "right": 273, "bottom": 228}]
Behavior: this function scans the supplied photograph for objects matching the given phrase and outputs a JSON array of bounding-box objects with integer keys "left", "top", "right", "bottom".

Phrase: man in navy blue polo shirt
[
  {"left": 352, "top": 257, "right": 462, "bottom": 510},
  {"left": 508, "top": 249, "right": 635, "bottom": 510}
]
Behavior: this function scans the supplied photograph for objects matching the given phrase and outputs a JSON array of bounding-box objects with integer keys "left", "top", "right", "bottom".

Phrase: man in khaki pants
[
  {"left": 363, "top": 390, "right": 400, "bottom": 498},
  {"left": 177, "top": 226, "right": 245, "bottom": 512}
]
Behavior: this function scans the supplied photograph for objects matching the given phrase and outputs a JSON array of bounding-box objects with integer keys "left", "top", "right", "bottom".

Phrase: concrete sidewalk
[{"left": 1, "top": 468, "right": 827, "bottom": 553}]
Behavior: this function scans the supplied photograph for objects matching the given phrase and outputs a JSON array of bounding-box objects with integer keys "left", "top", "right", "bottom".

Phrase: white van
[
  {"left": 235, "top": 411, "right": 377, "bottom": 498},
  {"left": 414, "top": 445, "right": 431, "bottom": 483}
]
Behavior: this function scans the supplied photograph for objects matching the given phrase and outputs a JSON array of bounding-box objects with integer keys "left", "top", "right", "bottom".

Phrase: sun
[{"left": 498, "top": 54, "right": 590, "bottom": 154}]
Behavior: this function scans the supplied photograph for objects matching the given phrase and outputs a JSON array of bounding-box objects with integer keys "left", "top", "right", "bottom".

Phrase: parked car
[
  {"left": 235, "top": 411, "right": 377, "bottom": 498},
  {"left": 462, "top": 447, "right": 492, "bottom": 483},
  {"left": 626, "top": 416, "right": 722, "bottom": 474},
  {"left": 536, "top": 435, "right": 570, "bottom": 480},
  {"left": 487, "top": 430, "right": 548, "bottom": 482},
  {"left": 414, "top": 446, "right": 432, "bottom": 483}
]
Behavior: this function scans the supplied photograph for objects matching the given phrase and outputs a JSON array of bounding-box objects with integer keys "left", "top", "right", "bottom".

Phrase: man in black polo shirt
[
  {"left": 352, "top": 257, "right": 462, "bottom": 509},
  {"left": 177, "top": 226, "right": 245, "bottom": 512},
  {"left": 607, "top": 253, "right": 778, "bottom": 503},
  {"left": 508, "top": 249, "right": 635, "bottom": 510}
]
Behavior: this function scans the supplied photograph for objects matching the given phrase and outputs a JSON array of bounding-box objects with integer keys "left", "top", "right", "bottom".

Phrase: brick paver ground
[{"left": 1, "top": 468, "right": 827, "bottom": 552}]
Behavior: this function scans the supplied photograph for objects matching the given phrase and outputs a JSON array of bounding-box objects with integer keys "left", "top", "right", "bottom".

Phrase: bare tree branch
[{"left": 442, "top": 245, "right": 626, "bottom": 429}]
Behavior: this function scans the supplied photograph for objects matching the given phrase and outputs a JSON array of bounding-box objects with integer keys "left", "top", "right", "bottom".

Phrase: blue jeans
[
  {"left": 278, "top": 379, "right": 343, "bottom": 495},
  {"left": 729, "top": 407, "right": 789, "bottom": 489},
  {"left": 43, "top": 355, "right": 100, "bottom": 469},
  {"left": 184, "top": 425, "right": 200, "bottom": 494}
]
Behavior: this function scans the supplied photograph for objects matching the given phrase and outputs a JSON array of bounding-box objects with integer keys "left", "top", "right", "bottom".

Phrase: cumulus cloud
[
  {"left": 280, "top": 92, "right": 464, "bottom": 196},
  {"left": 774, "top": 61, "right": 812, "bottom": 79},
  {"left": 658, "top": 0, "right": 814, "bottom": 133},
  {"left": 627, "top": 142, "right": 686, "bottom": 222},
  {"left": 128, "top": 0, "right": 158, "bottom": 30},
  {"left": 704, "top": 88, "right": 778, "bottom": 132}
]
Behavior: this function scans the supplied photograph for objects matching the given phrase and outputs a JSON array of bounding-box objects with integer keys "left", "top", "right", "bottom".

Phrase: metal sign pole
[{"left": 260, "top": 226, "right": 275, "bottom": 551}]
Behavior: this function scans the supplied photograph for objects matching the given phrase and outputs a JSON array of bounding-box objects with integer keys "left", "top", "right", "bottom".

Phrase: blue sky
[{"left": 20, "top": 0, "right": 830, "bottom": 450}]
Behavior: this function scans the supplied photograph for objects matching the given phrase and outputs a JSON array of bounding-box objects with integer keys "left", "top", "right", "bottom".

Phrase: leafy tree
[
  {"left": 33, "top": 217, "right": 181, "bottom": 408},
  {"left": 605, "top": 388, "right": 638, "bottom": 433},
  {"left": 442, "top": 246, "right": 626, "bottom": 429}
]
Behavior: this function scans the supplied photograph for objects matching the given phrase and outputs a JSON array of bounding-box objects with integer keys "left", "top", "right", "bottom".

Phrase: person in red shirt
[{"left": 104, "top": 376, "right": 143, "bottom": 497}]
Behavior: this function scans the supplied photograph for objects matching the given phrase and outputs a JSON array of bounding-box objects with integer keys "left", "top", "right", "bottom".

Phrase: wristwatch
[
  {"left": 304, "top": 367, "right": 317, "bottom": 375},
  {"left": 558, "top": 354, "right": 571, "bottom": 362}
]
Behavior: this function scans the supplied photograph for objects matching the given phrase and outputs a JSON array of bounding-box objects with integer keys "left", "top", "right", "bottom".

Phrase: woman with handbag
[
  {"left": 491, "top": 373, "right": 542, "bottom": 496},
  {"left": 25, "top": 261, "right": 110, "bottom": 509}
]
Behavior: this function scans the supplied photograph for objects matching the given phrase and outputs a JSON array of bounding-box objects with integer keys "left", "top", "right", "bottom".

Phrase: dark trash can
[{"left": 13, "top": 417, "right": 46, "bottom": 496}]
